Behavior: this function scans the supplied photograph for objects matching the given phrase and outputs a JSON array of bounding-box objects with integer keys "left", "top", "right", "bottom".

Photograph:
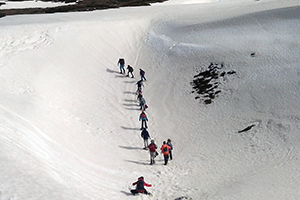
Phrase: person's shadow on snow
[
  {"left": 123, "top": 103, "right": 138, "bottom": 107},
  {"left": 124, "top": 99, "right": 137, "bottom": 103},
  {"left": 125, "top": 107, "right": 141, "bottom": 111},
  {"left": 119, "top": 146, "right": 143, "bottom": 150},
  {"left": 124, "top": 80, "right": 136, "bottom": 84},
  {"left": 124, "top": 91, "right": 136, "bottom": 95},
  {"left": 125, "top": 160, "right": 149, "bottom": 165},
  {"left": 120, "top": 191, "right": 132, "bottom": 196},
  {"left": 121, "top": 126, "right": 140, "bottom": 131},
  {"left": 106, "top": 68, "right": 128, "bottom": 78},
  {"left": 106, "top": 68, "right": 119, "bottom": 74}
]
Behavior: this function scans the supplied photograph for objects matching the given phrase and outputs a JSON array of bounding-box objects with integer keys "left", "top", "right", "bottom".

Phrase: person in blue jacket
[
  {"left": 167, "top": 139, "right": 173, "bottom": 160},
  {"left": 139, "top": 111, "right": 148, "bottom": 130},
  {"left": 139, "top": 96, "right": 146, "bottom": 111}
]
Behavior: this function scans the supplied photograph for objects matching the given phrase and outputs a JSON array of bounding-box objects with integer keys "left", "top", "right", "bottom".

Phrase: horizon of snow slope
[{"left": 0, "top": 0, "right": 300, "bottom": 199}]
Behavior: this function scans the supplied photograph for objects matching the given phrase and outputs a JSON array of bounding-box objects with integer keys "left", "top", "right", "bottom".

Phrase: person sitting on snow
[{"left": 130, "top": 176, "right": 152, "bottom": 195}]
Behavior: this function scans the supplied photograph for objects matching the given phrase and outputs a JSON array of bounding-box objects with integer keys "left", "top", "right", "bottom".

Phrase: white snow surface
[{"left": 0, "top": 0, "right": 300, "bottom": 199}]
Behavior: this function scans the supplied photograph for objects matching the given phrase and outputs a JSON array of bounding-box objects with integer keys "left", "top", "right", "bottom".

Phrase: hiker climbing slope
[
  {"left": 139, "top": 111, "right": 148, "bottom": 130},
  {"left": 117, "top": 58, "right": 125, "bottom": 74},
  {"left": 161, "top": 141, "right": 171, "bottom": 165}
]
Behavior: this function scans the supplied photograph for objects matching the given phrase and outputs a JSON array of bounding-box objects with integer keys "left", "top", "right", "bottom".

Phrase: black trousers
[
  {"left": 141, "top": 120, "right": 148, "bottom": 129},
  {"left": 163, "top": 154, "right": 169, "bottom": 165},
  {"left": 169, "top": 150, "right": 173, "bottom": 160},
  {"left": 131, "top": 189, "right": 149, "bottom": 195}
]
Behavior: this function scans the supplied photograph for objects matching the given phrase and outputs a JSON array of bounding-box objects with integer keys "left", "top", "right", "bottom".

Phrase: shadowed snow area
[{"left": 0, "top": 0, "right": 300, "bottom": 199}]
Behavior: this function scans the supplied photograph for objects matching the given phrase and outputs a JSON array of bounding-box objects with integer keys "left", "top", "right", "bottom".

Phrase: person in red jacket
[
  {"left": 130, "top": 176, "right": 152, "bottom": 195},
  {"left": 160, "top": 141, "right": 171, "bottom": 165}
]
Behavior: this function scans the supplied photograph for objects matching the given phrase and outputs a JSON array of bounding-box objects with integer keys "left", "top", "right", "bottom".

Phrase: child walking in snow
[
  {"left": 148, "top": 139, "right": 158, "bottom": 165},
  {"left": 161, "top": 141, "right": 171, "bottom": 165},
  {"left": 141, "top": 128, "right": 150, "bottom": 149},
  {"left": 127, "top": 65, "right": 134, "bottom": 78},
  {"left": 167, "top": 139, "right": 173, "bottom": 160},
  {"left": 139, "top": 96, "right": 146, "bottom": 111},
  {"left": 136, "top": 80, "right": 144, "bottom": 94},
  {"left": 139, "top": 68, "right": 146, "bottom": 81},
  {"left": 139, "top": 111, "right": 148, "bottom": 130},
  {"left": 117, "top": 58, "right": 125, "bottom": 74}
]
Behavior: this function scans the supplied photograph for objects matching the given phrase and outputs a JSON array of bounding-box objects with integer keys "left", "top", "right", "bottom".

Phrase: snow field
[{"left": 0, "top": 0, "right": 300, "bottom": 199}]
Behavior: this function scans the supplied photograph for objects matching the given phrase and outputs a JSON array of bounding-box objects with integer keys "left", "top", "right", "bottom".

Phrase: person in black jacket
[
  {"left": 167, "top": 139, "right": 173, "bottom": 160},
  {"left": 141, "top": 128, "right": 150, "bottom": 149},
  {"left": 130, "top": 176, "right": 152, "bottom": 195},
  {"left": 117, "top": 58, "right": 125, "bottom": 74},
  {"left": 127, "top": 65, "right": 134, "bottom": 78},
  {"left": 139, "top": 68, "right": 146, "bottom": 81}
]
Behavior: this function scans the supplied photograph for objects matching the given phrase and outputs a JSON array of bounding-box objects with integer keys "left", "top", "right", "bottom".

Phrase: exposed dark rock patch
[
  {"left": 238, "top": 124, "right": 256, "bottom": 133},
  {"left": 174, "top": 196, "right": 192, "bottom": 200},
  {"left": 0, "top": 0, "right": 167, "bottom": 18},
  {"left": 191, "top": 63, "right": 236, "bottom": 104}
]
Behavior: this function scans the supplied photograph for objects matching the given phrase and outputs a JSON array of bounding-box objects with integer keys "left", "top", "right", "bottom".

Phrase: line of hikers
[
  {"left": 117, "top": 58, "right": 146, "bottom": 80},
  {"left": 118, "top": 58, "right": 173, "bottom": 196},
  {"left": 141, "top": 128, "right": 173, "bottom": 165}
]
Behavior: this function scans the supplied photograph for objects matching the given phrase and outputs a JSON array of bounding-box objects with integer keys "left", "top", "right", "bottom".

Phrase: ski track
[{"left": 0, "top": 26, "right": 61, "bottom": 67}]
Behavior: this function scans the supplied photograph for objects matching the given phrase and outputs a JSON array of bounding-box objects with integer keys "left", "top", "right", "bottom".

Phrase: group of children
[
  {"left": 141, "top": 127, "right": 173, "bottom": 165},
  {"left": 147, "top": 138, "right": 173, "bottom": 166},
  {"left": 118, "top": 58, "right": 173, "bottom": 196}
]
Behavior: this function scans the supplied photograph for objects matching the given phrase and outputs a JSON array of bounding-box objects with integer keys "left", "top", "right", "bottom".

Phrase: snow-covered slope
[{"left": 0, "top": 0, "right": 300, "bottom": 199}]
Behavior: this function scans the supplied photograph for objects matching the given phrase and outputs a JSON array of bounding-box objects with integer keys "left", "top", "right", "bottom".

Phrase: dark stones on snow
[
  {"left": 191, "top": 63, "right": 236, "bottom": 104},
  {"left": 174, "top": 196, "right": 193, "bottom": 200},
  {"left": 0, "top": 0, "right": 167, "bottom": 17},
  {"left": 238, "top": 124, "right": 256, "bottom": 133}
]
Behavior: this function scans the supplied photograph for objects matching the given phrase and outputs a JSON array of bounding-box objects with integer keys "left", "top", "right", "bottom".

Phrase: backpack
[
  {"left": 141, "top": 113, "right": 146, "bottom": 118},
  {"left": 140, "top": 70, "right": 145, "bottom": 76},
  {"left": 149, "top": 144, "right": 156, "bottom": 152},
  {"left": 163, "top": 146, "right": 168, "bottom": 153}
]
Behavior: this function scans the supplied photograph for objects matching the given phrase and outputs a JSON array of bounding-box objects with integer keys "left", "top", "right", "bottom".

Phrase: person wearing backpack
[
  {"left": 139, "top": 68, "right": 146, "bottom": 81},
  {"left": 130, "top": 176, "right": 152, "bottom": 195},
  {"left": 141, "top": 128, "right": 150, "bottom": 150},
  {"left": 139, "top": 111, "right": 148, "bottom": 130},
  {"left": 139, "top": 96, "right": 146, "bottom": 111},
  {"left": 117, "top": 58, "right": 125, "bottom": 74},
  {"left": 167, "top": 139, "right": 173, "bottom": 160},
  {"left": 148, "top": 139, "right": 158, "bottom": 165},
  {"left": 160, "top": 141, "right": 171, "bottom": 165},
  {"left": 127, "top": 65, "right": 134, "bottom": 78},
  {"left": 136, "top": 80, "right": 144, "bottom": 93},
  {"left": 137, "top": 91, "right": 143, "bottom": 102}
]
